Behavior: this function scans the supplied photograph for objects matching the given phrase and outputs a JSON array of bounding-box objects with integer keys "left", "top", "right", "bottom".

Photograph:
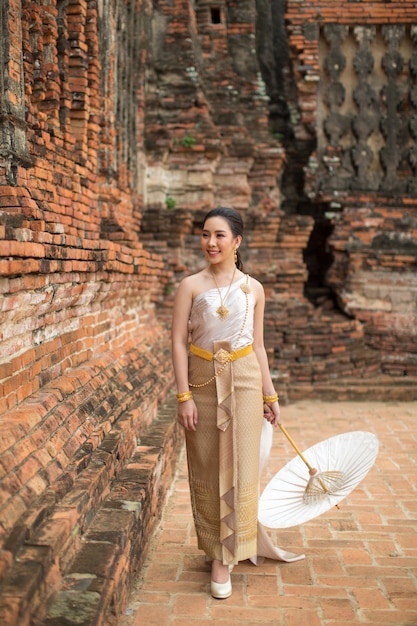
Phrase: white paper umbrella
[{"left": 258, "top": 428, "right": 379, "bottom": 529}]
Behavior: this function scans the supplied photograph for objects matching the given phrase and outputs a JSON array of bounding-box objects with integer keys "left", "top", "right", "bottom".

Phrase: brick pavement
[{"left": 121, "top": 400, "right": 417, "bottom": 626}]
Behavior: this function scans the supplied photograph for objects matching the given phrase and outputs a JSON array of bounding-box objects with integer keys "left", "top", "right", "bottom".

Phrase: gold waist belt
[{"left": 189, "top": 343, "right": 253, "bottom": 365}]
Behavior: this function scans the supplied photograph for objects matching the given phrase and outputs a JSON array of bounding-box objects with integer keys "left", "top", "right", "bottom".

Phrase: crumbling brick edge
[{"left": 0, "top": 397, "right": 184, "bottom": 626}]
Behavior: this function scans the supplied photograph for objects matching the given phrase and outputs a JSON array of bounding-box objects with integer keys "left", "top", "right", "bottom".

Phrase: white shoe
[{"left": 211, "top": 576, "right": 232, "bottom": 599}]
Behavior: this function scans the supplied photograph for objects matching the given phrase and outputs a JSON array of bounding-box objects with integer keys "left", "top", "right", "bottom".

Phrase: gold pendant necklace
[{"left": 210, "top": 267, "right": 236, "bottom": 319}]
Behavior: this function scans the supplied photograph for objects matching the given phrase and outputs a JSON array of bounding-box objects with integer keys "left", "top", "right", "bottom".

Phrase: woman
[{"left": 172, "top": 207, "right": 303, "bottom": 600}]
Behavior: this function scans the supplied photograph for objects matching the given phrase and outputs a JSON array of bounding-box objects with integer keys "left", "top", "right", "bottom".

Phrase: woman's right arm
[{"left": 171, "top": 278, "right": 198, "bottom": 431}]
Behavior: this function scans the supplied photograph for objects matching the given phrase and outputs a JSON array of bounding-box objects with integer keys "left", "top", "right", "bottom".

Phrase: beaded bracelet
[
  {"left": 263, "top": 393, "right": 279, "bottom": 403},
  {"left": 176, "top": 391, "right": 193, "bottom": 403}
]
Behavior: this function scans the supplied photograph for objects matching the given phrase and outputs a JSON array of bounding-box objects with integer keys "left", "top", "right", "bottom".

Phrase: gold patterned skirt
[{"left": 185, "top": 340, "right": 263, "bottom": 565}]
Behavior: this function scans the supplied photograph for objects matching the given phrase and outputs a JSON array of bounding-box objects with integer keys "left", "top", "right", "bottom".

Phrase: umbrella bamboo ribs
[{"left": 278, "top": 423, "right": 344, "bottom": 506}]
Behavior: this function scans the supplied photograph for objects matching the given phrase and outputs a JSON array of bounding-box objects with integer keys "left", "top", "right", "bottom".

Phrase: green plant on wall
[
  {"left": 181, "top": 135, "right": 196, "bottom": 148},
  {"left": 165, "top": 196, "right": 177, "bottom": 210}
]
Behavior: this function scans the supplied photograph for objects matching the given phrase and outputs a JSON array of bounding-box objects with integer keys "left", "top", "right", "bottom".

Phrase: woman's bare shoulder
[{"left": 177, "top": 270, "right": 210, "bottom": 297}]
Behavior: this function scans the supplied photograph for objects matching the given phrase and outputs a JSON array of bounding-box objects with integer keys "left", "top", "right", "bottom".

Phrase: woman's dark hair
[{"left": 202, "top": 207, "right": 244, "bottom": 270}]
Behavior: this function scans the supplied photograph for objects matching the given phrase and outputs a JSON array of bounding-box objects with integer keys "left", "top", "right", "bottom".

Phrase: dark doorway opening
[
  {"left": 210, "top": 7, "right": 222, "bottom": 24},
  {"left": 302, "top": 204, "right": 336, "bottom": 307}
]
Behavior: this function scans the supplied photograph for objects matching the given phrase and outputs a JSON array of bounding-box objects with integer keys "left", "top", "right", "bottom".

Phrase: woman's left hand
[{"left": 263, "top": 401, "right": 280, "bottom": 426}]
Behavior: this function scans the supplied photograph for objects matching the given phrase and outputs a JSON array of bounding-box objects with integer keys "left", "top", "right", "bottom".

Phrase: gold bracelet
[
  {"left": 263, "top": 393, "right": 278, "bottom": 403},
  {"left": 176, "top": 391, "right": 193, "bottom": 403}
]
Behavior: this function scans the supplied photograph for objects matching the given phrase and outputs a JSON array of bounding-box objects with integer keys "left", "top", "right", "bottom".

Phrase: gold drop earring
[{"left": 234, "top": 247, "right": 238, "bottom": 265}]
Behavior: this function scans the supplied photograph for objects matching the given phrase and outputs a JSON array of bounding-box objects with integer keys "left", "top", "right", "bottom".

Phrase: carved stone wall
[{"left": 315, "top": 23, "right": 417, "bottom": 195}]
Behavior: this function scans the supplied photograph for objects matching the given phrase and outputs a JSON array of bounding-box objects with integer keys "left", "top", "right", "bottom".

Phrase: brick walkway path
[{"left": 121, "top": 400, "right": 417, "bottom": 626}]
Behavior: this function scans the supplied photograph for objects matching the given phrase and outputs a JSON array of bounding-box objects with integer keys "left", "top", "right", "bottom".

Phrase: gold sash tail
[{"left": 213, "top": 340, "right": 237, "bottom": 561}]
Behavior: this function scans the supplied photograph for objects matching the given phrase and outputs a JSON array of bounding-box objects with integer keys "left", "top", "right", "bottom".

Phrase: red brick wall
[{"left": 0, "top": 0, "right": 173, "bottom": 547}]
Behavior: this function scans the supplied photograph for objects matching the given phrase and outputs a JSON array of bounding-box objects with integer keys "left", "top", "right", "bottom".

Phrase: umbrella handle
[
  {"left": 278, "top": 423, "right": 317, "bottom": 477},
  {"left": 278, "top": 424, "right": 342, "bottom": 505}
]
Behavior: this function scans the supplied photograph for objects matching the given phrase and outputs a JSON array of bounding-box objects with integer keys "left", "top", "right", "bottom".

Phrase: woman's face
[{"left": 201, "top": 216, "right": 241, "bottom": 265}]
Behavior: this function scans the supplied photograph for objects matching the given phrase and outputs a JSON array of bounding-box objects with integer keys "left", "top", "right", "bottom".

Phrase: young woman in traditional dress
[{"left": 171, "top": 207, "right": 303, "bottom": 599}]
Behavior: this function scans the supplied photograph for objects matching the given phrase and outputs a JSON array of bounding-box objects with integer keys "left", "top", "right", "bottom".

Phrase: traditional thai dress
[{"left": 186, "top": 275, "right": 304, "bottom": 566}]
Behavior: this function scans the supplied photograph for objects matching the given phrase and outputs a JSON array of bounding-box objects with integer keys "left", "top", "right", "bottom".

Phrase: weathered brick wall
[
  {"left": 0, "top": 2, "right": 179, "bottom": 621},
  {"left": 0, "top": 0, "right": 173, "bottom": 530},
  {"left": 142, "top": 0, "right": 380, "bottom": 393},
  {"left": 284, "top": 0, "right": 417, "bottom": 380}
]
